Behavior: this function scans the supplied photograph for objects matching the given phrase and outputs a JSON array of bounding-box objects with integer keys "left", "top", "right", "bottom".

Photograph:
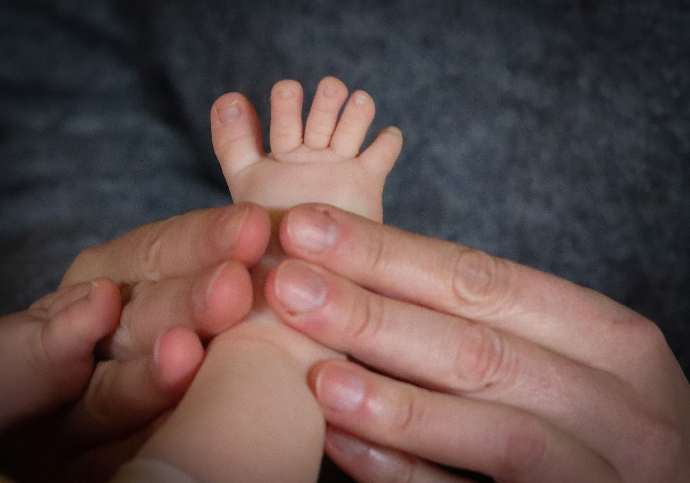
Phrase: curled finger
[{"left": 62, "top": 327, "right": 203, "bottom": 446}]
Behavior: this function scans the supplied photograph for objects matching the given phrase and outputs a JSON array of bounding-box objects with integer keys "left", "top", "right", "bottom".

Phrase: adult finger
[
  {"left": 325, "top": 427, "right": 476, "bottom": 483},
  {"left": 310, "top": 360, "right": 619, "bottom": 483},
  {"left": 61, "top": 203, "right": 270, "bottom": 287},
  {"left": 108, "top": 261, "right": 253, "bottom": 360},
  {"left": 266, "top": 259, "right": 672, "bottom": 475},
  {"left": 278, "top": 204, "right": 657, "bottom": 371},
  {"left": 62, "top": 327, "right": 203, "bottom": 446}
]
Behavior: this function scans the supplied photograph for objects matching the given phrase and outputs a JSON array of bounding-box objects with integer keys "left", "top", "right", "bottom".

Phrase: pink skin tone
[
  {"left": 11, "top": 205, "right": 267, "bottom": 483},
  {"left": 134, "top": 77, "right": 402, "bottom": 482},
  {"left": 0, "top": 278, "right": 121, "bottom": 430}
]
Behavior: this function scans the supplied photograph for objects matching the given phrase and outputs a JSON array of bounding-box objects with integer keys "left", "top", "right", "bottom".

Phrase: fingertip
[{"left": 154, "top": 327, "right": 204, "bottom": 391}]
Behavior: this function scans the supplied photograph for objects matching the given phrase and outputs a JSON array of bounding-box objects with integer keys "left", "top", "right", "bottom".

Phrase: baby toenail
[
  {"left": 279, "top": 87, "right": 294, "bottom": 99},
  {"left": 353, "top": 93, "right": 367, "bottom": 106},
  {"left": 323, "top": 84, "right": 337, "bottom": 97},
  {"left": 218, "top": 103, "right": 240, "bottom": 123}
]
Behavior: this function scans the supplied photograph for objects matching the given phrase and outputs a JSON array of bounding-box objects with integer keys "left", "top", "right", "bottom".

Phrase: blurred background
[{"left": 1, "top": 0, "right": 688, "bottom": 479}]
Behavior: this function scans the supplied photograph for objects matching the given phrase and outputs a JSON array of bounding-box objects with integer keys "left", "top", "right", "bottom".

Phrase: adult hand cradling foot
[
  {"left": 0, "top": 204, "right": 271, "bottom": 482},
  {"left": 266, "top": 203, "right": 690, "bottom": 483}
]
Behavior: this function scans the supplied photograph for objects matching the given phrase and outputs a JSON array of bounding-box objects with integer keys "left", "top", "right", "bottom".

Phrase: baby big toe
[{"left": 211, "top": 93, "right": 264, "bottom": 179}]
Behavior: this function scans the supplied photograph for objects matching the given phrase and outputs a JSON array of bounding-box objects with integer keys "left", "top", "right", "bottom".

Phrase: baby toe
[
  {"left": 270, "top": 79, "right": 305, "bottom": 154},
  {"left": 359, "top": 126, "right": 403, "bottom": 180},
  {"left": 304, "top": 76, "right": 349, "bottom": 150},
  {"left": 330, "top": 90, "right": 376, "bottom": 158},
  {"left": 211, "top": 93, "right": 264, "bottom": 180}
]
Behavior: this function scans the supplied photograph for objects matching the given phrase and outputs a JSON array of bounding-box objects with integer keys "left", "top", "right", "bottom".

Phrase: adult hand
[
  {"left": 7, "top": 203, "right": 270, "bottom": 483},
  {"left": 266, "top": 203, "right": 690, "bottom": 483}
]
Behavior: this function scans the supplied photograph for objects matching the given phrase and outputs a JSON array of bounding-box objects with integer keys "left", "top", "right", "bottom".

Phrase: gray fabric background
[{"left": 1, "top": 1, "right": 688, "bottom": 480}]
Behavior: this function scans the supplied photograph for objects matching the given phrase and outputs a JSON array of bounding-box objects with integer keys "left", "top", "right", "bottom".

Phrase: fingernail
[
  {"left": 274, "top": 261, "right": 327, "bottom": 313},
  {"left": 217, "top": 102, "right": 240, "bottom": 123},
  {"left": 316, "top": 366, "right": 365, "bottom": 411},
  {"left": 287, "top": 208, "right": 338, "bottom": 252},
  {"left": 353, "top": 92, "right": 368, "bottom": 106},
  {"left": 194, "top": 262, "right": 228, "bottom": 314},
  {"left": 326, "top": 428, "right": 401, "bottom": 474},
  {"left": 217, "top": 204, "right": 250, "bottom": 253},
  {"left": 325, "top": 428, "right": 371, "bottom": 456},
  {"left": 88, "top": 279, "right": 99, "bottom": 301}
]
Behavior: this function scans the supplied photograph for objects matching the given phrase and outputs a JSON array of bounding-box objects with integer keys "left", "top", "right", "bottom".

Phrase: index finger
[
  {"left": 279, "top": 204, "right": 647, "bottom": 367},
  {"left": 61, "top": 203, "right": 271, "bottom": 287}
]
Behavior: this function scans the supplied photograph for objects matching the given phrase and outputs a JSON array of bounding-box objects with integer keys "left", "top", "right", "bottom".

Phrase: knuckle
[
  {"left": 366, "top": 228, "right": 390, "bottom": 276},
  {"left": 499, "top": 418, "right": 548, "bottom": 480},
  {"left": 350, "top": 292, "right": 387, "bottom": 347},
  {"left": 450, "top": 248, "right": 515, "bottom": 317},
  {"left": 451, "top": 323, "right": 513, "bottom": 392},
  {"left": 392, "top": 392, "right": 428, "bottom": 438}
]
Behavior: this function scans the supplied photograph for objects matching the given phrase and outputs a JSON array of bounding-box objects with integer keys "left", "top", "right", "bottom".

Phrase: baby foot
[{"left": 210, "top": 76, "right": 402, "bottom": 222}]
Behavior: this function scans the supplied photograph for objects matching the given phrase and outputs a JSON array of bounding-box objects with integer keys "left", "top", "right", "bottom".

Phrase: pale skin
[
  {"left": 266, "top": 203, "right": 690, "bottom": 482},
  {"left": 136, "top": 76, "right": 403, "bottom": 482},
  {"left": 10, "top": 203, "right": 689, "bottom": 483},
  {"left": 4, "top": 83, "right": 688, "bottom": 482},
  {"left": 4, "top": 204, "right": 269, "bottom": 482}
]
